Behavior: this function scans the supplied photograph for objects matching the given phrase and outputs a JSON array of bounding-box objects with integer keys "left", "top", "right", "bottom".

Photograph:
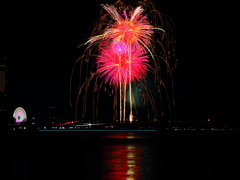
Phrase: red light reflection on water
[
  {"left": 100, "top": 132, "right": 143, "bottom": 179},
  {"left": 101, "top": 132, "right": 140, "bottom": 139}
]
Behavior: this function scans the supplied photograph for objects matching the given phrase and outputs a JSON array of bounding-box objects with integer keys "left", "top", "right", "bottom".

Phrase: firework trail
[{"left": 70, "top": 0, "right": 177, "bottom": 123}]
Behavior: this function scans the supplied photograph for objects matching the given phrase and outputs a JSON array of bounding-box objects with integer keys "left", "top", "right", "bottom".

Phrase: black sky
[{"left": 1, "top": 1, "right": 236, "bottom": 123}]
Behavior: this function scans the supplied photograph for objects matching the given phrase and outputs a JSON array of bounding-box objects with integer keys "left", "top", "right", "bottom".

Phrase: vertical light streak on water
[
  {"left": 126, "top": 145, "right": 136, "bottom": 179},
  {"left": 87, "top": 131, "right": 163, "bottom": 179}
]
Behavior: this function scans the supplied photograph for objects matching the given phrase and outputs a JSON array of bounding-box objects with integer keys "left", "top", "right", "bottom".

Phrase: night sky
[{"left": 2, "top": 1, "right": 236, "bottom": 124}]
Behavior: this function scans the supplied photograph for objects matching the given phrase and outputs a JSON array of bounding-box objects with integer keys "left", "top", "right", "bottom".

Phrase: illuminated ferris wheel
[{"left": 13, "top": 107, "right": 27, "bottom": 124}]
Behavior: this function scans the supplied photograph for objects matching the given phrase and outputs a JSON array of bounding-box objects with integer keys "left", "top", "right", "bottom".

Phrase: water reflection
[
  {"left": 101, "top": 132, "right": 136, "bottom": 139},
  {"left": 7, "top": 131, "right": 238, "bottom": 179},
  {"left": 126, "top": 145, "right": 136, "bottom": 179},
  {"left": 8, "top": 131, "right": 162, "bottom": 179},
  {"left": 97, "top": 132, "right": 159, "bottom": 179}
]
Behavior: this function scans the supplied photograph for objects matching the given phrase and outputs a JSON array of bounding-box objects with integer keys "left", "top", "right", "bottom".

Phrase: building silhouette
[{"left": 0, "top": 57, "right": 8, "bottom": 128}]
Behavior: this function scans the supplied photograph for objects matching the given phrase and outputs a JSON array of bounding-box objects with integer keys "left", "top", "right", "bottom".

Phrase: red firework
[
  {"left": 91, "top": 5, "right": 156, "bottom": 87},
  {"left": 101, "top": 5, "right": 154, "bottom": 46},
  {"left": 70, "top": 1, "right": 176, "bottom": 122},
  {"left": 96, "top": 42, "right": 149, "bottom": 86}
]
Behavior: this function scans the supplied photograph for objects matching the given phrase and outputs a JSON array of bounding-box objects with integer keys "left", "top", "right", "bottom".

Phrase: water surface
[{"left": 1, "top": 130, "right": 239, "bottom": 179}]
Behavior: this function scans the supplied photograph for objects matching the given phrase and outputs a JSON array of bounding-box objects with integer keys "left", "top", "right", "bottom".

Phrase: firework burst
[
  {"left": 85, "top": 4, "right": 164, "bottom": 57},
  {"left": 70, "top": 0, "right": 177, "bottom": 122},
  {"left": 97, "top": 42, "right": 149, "bottom": 86}
]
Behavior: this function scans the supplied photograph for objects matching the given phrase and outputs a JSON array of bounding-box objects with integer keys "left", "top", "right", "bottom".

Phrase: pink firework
[
  {"left": 70, "top": 1, "right": 177, "bottom": 122},
  {"left": 96, "top": 42, "right": 149, "bottom": 86},
  {"left": 90, "top": 4, "right": 160, "bottom": 87}
]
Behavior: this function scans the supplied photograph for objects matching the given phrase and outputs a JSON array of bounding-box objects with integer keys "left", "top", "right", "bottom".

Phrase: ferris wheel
[{"left": 13, "top": 107, "right": 27, "bottom": 124}]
